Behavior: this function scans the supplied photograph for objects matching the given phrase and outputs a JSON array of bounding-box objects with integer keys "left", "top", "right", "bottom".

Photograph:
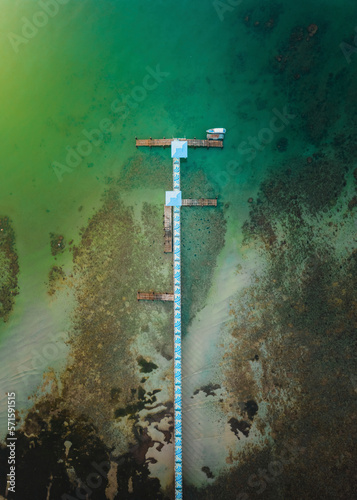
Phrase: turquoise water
[{"left": 1, "top": 0, "right": 357, "bottom": 498}]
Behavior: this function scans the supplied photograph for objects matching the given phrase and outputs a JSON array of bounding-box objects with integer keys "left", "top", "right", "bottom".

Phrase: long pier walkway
[{"left": 172, "top": 155, "right": 182, "bottom": 498}]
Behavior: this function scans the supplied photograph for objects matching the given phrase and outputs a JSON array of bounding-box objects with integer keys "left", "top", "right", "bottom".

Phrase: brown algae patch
[
  {"left": 271, "top": 22, "right": 357, "bottom": 150},
  {"left": 0, "top": 216, "right": 19, "bottom": 321},
  {"left": 242, "top": 2, "right": 283, "bottom": 37},
  {"left": 106, "top": 152, "right": 172, "bottom": 192},
  {"left": 0, "top": 393, "right": 169, "bottom": 499},
  {"left": 1, "top": 186, "right": 176, "bottom": 498},
  {"left": 47, "top": 265, "right": 66, "bottom": 296},
  {"left": 50, "top": 232, "right": 66, "bottom": 256},
  {"left": 193, "top": 158, "right": 357, "bottom": 499},
  {"left": 2, "top": 154, "right": 227, "bottom": 498},
  {"left": 64, "top": 189, "right": 174, "bottom": 453}
]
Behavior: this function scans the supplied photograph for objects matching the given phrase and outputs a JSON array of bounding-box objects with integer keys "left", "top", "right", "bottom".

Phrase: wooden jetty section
[
  {"left": 136, "top": 138, "right": 223, "bottom": 148},
  {"left": 137, "top": 292, "right": 174, "bottom": 301},
  {"left": 164, "top": 205, "right": 173, "bottom": 252},
  {"left": 182, "top": 198, "right": 217, "bottom": 206}
]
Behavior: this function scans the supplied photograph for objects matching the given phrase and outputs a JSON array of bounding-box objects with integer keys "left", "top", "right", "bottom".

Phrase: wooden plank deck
[
  {"left": 136, "top": 138, "right": 223, "bottom": 148},
  {"left": 182, "top": 198, "right": 217, "bottom": 206},
  {"left": 137, "top": 292, "right": 174, "bottom": 301},
  {"left": 164, "top": 205, "right": 173, "bottom": 253}
]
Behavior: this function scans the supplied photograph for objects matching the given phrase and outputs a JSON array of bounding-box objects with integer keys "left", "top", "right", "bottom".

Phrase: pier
[
  {"left": 164, "top": 205, "right": 173, "bottom": 253},
  {"left": 137, "top": 292, "right": 174, "bottom": 301},
  {"left": 136, "top": 138, "right": 223, "bottom": 148},
  {"left": 164, "top": 200, "right": 216, "bottom": 253},
  {"left": 136, "top": 136, "right": 219, "bottom": 499},
  {"left": 182, "top": 198, "right": 217, "bottom": 206}
]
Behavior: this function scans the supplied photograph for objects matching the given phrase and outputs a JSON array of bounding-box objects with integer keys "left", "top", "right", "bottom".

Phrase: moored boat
[
  {"left": 206, "top": 128, "right": 226, "bottom": 134},
  {"left": 207, "top": 133, "right": 224, "bottom": 140}
]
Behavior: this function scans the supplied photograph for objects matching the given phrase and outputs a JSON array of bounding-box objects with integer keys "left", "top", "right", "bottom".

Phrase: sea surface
[{"left": 0, "top": 0, "right": 357, "bottom": 498}]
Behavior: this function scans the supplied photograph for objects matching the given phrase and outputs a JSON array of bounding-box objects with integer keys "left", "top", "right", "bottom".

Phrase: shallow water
[{"left": 1, "top": 0, "right": 357, "bottom": 498}]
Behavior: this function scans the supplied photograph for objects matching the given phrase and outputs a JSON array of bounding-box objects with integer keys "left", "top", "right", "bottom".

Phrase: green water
[{"left": 1, "top": 0, "right": 357, "bottom": 498}]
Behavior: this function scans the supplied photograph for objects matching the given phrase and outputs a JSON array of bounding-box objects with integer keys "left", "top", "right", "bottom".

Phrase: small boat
[
  {"left": 207, "top": 133, "right": 224, "bottom": 140},
  {"left": 206, "top": 128, "right": 226, "bottom": 134}
]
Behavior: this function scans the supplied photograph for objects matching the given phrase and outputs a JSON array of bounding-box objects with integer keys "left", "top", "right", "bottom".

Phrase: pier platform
[
  {"left": 137, "top": 292, "right": 174, "bottom": 301},
  {"left": 182, "top": 198, "right": 217, "bottom": 206},
  {"left": 136, "top": 138, "right": 223, "bottom": 148},
  {"left": 164, "top": 206, "right": 173, "bottom": 253}
]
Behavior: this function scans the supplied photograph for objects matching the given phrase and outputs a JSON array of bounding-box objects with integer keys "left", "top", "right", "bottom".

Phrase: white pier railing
[{"left": 173, "top": 156, "right": 182, "bottom": 499}]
